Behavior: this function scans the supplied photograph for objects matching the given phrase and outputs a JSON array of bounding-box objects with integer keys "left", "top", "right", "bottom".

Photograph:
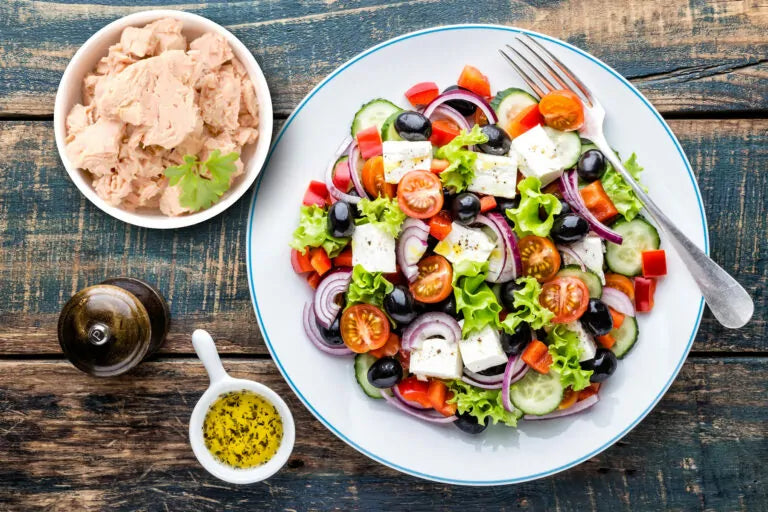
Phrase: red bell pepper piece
[
  {"left": 405, "top": 81, "right": 439, "bottom": 107},
  {"left": 634, "top": 276, "right": 657, "bottom": 312},
  {"left": 356, "top": 125, "right": 383, "bottom": 160},
  {"left": 641, "top": 249, "right": 667, "bottom": 277},
  {"left": 309, "top": 247, "right": 332, "bottom": 276},
  {"left": 291, "top": 248, "right": 314, "bottom": 274}
]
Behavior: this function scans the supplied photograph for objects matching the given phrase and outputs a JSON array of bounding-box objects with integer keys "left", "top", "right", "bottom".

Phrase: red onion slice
[
  {"left": 556, "top": 244, "right": 587, "bottom": 271},
  {"left": 401, "top": 313, "right": 462, "bottom": 351},
  {"left": 501, "top": 354, "right": 520, "bottom": 413},
  {"left": 382, "top": 390, "right": 458, "bottom": 423},
  {"left": 524, "top": 394, "right": 599, "bottom": 420},
  {"left": 302, "top": 302, "right": 353, "bottom": 356},
  {"left": 601, "top": 287, "right": 636, "bottom": 317},
  {"left": 313, "top": 268, "right": 352, "bottom": 328},
  {"left": 347, "top": 141, "right": 368, "bottom": 198},
  {"left": 396, "top": 219, "right": 429, "bottom": 282},
  {"left": 559, "top": 171, "right": 622, "bottom": 244},
  {"left": 393, "top": 384, "right": 429, "bottom": 409},
  {"left": 463, "top": 367, "right": 504, "bottom": 385},
  {"left": 460, "top": 376, "right": 503, "bottom": 390},
  {"left": 474, "top": 213, "right": 520, "bottom": 282},
  {"left": 423, "top": 89, "right": 498, "bottom": 124}
]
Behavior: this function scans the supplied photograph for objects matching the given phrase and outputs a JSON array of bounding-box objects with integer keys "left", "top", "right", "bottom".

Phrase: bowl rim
[{"left": 53, "top": 9, "right": 273, "bottom": 229}]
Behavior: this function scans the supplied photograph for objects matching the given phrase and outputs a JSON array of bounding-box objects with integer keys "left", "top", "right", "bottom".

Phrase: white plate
[{"left": 247, "top": 25, "right": 707, "bottom": 485}]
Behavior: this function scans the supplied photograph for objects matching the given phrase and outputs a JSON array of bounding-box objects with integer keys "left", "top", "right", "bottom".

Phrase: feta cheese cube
[
  {"left": 565, "top": 321, "right": 597, "bottom": 362},
  {"left": 512, "top": 125, "right": 563, "bottom": 186},
  {"left": 434, "top": 223, "right": 495, "bottom": 265},
  {"left": 351, "top": 223, "right": 396, "bottom": 273},
  {"left": 410, "top": 337, "right": 463, "bottom": 380},
  {"left": 562, "top": 233, "right": 605, "bottom": 283},
  {"left": 468, "top": 152, "right": 518, "bottom": 198},
  {"left": 382, "top": 140, "right": 432, "bottom": 184},
  {"left": 458, "top": 323, "right": 508, "bottom": 373}
]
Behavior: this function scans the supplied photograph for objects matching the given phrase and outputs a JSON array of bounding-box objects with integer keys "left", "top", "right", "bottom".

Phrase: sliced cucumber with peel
[
  {"left": 491, "top": 88, "right": 538, "bottom": 127},
  {"left": 510, "top": 369, "right": 563, "bottom": 416},
  {"left": 380, "top": 112, "right": 403, "bottom": 141},
  {"left": 610, "top": 315, "right": 639, "bottom": 359},
  {"left": 557, "top": 265, "right": 602, "bottom": 298},
  {"left": 351, "top": 99, "right": 402, "bottom": 137},
  {"left": 355, "top": 354, "right": 382, "bottom": 399},
  {"left": 542, "top": 126, "right": 582, "bottom": 169},
  {"left": 605, "top": 217, "right": 660, "bottom": 276}
]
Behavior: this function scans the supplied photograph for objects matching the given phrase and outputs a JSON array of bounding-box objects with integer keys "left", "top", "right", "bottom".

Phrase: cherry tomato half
[
  {"left": 397, "top": 170, "right": 444, "bottom": 219},
  {"left": 361, "top": 156, "right": 396, "bottom": 199},
  {"left": 540, "top": 276, "right": 590, "bottom": 323},
  {"left": 538, "top": 90, "right": 584, "bottom": 132},
  {"left": 340, "top": 304, "right": 391, "bottom": 353},
  {"left": 409, "top": 255, "right": 453, "bottom": 304},
  {"left": 518, "top": 235, "right": 561, "bottom": 282}
]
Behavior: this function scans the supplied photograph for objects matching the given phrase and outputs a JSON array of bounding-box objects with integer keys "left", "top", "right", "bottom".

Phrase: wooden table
[{"left": 1, "top": 1, "right": 766, "bottom": 509}]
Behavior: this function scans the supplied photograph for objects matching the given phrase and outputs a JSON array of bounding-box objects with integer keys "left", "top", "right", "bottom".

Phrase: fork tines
[{"left": 499, "top": 33, "right": 594, "bottom": 106}]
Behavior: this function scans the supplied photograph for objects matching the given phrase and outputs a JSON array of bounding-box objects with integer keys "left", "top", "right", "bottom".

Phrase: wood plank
[
  {"left": 0, "top": 119, "right": 765, "bottom": 355},
  {"left": 0, "top": 357, "right": 765, "bottom": 510},
  {"left": 0, "top": 0, "right": 766, "bottom": 116}
]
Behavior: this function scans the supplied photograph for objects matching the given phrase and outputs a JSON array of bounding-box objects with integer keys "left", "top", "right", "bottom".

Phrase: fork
[{"left": 499, "top": 34, "right": 753, "bottom": 329}]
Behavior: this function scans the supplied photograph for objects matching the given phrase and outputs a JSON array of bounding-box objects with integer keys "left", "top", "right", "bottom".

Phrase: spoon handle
[{"left": 192, "top": 329, "right": 228, "bottom": 384}]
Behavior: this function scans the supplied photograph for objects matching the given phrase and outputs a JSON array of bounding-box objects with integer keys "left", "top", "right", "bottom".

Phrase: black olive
[
  {"left": 581, "top": 348, "right": 618, "bottom": 382},
  {"left": 327, "top": 201, "right": 355, "bottom": 238},
  {"left": 454, "top": 412, "right": 488, "bottom": 434},
  {"left": 443, "top": 85, "right": 477, "bottom": 116},
  {"left": 394, "top": 111, "right": 432, "bottom": 141},
  {"left": 426, "top": 234, "right": 440, "bottom": 252},
  {"left": 478, "top": 363, "right": 507, "bottom": 376},
  {"left": 577, "top": 149, "right": 607, "bottom": 182},
  {"left": 384, "top": 285, "right": 418, "bottom": 325},
  {"left": 451, "top": 193, "right": 481, "bottom": 225},
  {"left": 500, "top": 322, "right": 532, "bottom": 355},
  {"left": 495, "top": 196, "right": 519, "bottom": 215},
  {"left": 417, "top": 294, "right": 459, "bottom": 319},
  {"left": 556, "top": 198, "right": 571, "bottom": 217},
  {"left": 317, "top": 314, "right": 344, "bottom": 346},
  {"left": 580, "top": 299, "right": 613, "bottom": 336},
  {"left": 500, "top": 280, "right": 525, "bottom": 311},
  {"left": 367, "top": 357, "right": 403, "bottom": 388},
  {"left": 478, "top": 124, "right": 512, "bottom": 155},
  {"left": 550, "top": 214, "right": 589, "bottom": 244},
  {"left": 442, "top": 188, "right": 457, "bottom": 206}
]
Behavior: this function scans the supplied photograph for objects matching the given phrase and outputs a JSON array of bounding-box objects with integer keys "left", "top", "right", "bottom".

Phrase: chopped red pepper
[
  {"left": 641, "top": 249, "right": 667, "bottom": 277},
  {"left": 608, "top": 308, "right": 625, "bottom": 329},
  {"left": 634, "top": 276, "right": 657, "bottom": 312},
  {"left": 303, "top": 180, "right": 330, "bottom": 207},
  {"left": 479, "top": 195, "right": 497, "bottom": 213},
  {"left": 356, "top": 125, "right": 383, "bottom": 160},
  {"left": 430, "top": 158, "right": 451, "bottom": 174},
  {"left": 291, "top": 248, "right": 314, "bottom": 274},
  {"left": 397, "top": 377, "right": 432, "bottom": 408},
  {"left": 596, "top": 333, "right": 616, "bottom": 349},
  {"left": 521, "top": 339, "right": 553, "bottom": 374},
  {"left": 429, "top": 119, "right": 460, "bottom": 147},
  {"left": 404, "top": 81, "right": 439, "bottom": 107},
  {"left": 306, "top": 272, "right": 322, "bottom": 289},
  {"left": 309, "top": 247, "right": 332, "bottom": 276},
  {"left": 505, "top": 104, "right": 543, "bottom": 138},
  {"left": 332, "top": 247, "right": 353, "bottom": 268},
  {"left": 457, "top": 65, "right": 491, "bottom": 98},
  {"left": 578, "top": 382, "right": 601, "bottom": 401},
  {"left": 427, "top": 380, "right": 457, "bottom": 417},
  {"left": 579, "top": 181, "right": 618, "bottom": 223},
  {"left": 428, "top": 211, "right": 453, "bottom": 241}
]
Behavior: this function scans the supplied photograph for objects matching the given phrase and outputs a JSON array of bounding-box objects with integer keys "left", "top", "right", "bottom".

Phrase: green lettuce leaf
[
  {"left": 355, "top": 196, "right": 407, "bottom": 238},
  {"left": 499, "top": 276, "right": 554, "bottom": 333},
  {"left": 288, "top": 205, "right": 349, "bottom": 257},
  {"left": 601, "top": 152, "right": 646, "bottom": 221},
  {"left": 447, "top": 379, "right": 520, "bottom": 427},
  {"left": 547, "top": 325, "right": 593, "bottom": 391},
  {"left": 346, "top": 265, "right": 394, "bottom": 309},
  {"left": 452, "top": 260, "right": 502, "bottom": 336},
  {"left": 505, "top": 176, "right": 562, "bottom": 237},
  {"left": 435, "top": 125, "right": 489, "bottom": 192}
]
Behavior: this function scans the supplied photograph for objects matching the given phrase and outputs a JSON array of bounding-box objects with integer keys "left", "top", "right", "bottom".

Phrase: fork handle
[{"left": 590, "top": 133, "right": 753, "bottom": 329}]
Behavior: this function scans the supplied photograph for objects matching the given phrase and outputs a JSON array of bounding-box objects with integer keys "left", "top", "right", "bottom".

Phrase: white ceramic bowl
[
  {"left": 189, "top": 330, "right": 295, "bottom": 484},
  {"left": 53, "top": 10, "right": 273, "bottom": 229}
]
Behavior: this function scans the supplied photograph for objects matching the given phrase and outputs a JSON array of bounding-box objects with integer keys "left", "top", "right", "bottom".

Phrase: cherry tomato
[
  {"left": 361, "top": 156, "right": 396, "bottom": 198},
  {"left": 409, "top": 255, "right": 453, "bottom": 304},
  {"left": 604, "top": 273, "right": 635, "bottom": 303},
  {"left": 518, "top": 235, "right": 561, "bottom": 281},
  {"left": 539, "top": 276, "right": 590, "bottom": 323},
  {"left": 429, "top": 119, "right": 460, "bottom": 146},
  {"left": 340, "top": 304, "right": 391, "bottom": 353},
  {"left": 397, "top": 170, "right": 444, "bottom": 219},
  {"left": 369, "top": 333, "right": 401, "bottom": 359},
  {"left": 457, "top": 65, "right": 491, "bottom": 97},
  {"left": 538, "top": 90, "right": 584, "bottom": 131}
]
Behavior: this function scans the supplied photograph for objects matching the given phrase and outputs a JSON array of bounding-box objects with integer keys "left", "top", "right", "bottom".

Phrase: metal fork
[{"left": 499, "top": 34, "right": 753, "bottom": 329}]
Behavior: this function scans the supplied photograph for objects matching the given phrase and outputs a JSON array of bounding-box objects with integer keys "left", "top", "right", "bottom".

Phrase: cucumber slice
[
  {"left": 605, "top": 217, "right": 660, "bottom": 276},
  {"left": 351, "top": 99, "right": 402, "bottom": 137},
  {"left": 542, "top": 126, "right": 582, "bottom": 169},
  {"left": 510, "top": 370, "right": 563, "bottom": 416},
  {"left": 491, "top": 88, "right": 538, "bottom": 127},
  {"left": 610, "top": 316, "right": 639, "bottom": 359},
  {"left": 557, "top": 265, "right": 602, "bottom": 298},
  {"left": 355, "top": 354, "right": 382, "bottom": 399},
  {"left": 380, "top": 112, "right": 403, "bottom": 141}
]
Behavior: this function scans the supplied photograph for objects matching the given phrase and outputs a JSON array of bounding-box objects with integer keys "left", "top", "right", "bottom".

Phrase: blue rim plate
[{"left": 247, "top": 24, "right": 708, "bottom": 485}]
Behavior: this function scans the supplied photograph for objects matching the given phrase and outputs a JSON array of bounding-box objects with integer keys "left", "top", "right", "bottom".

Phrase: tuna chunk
[
  {"left": 146, "top": 18, "right": 186, "bottom": 54},
  {"left": 199, "top": 66, "right": 240, "bottom": 131},
  {"left": 189, "top": 32, "right": 233, "bottom": 72},
  {"left": 65, "top": 118, "right": 123, "bottom": 175}
]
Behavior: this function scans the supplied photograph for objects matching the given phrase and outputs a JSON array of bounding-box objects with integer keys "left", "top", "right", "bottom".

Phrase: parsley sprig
[{"left": 164, "top": 150, "right": 239, "bottom": 212}]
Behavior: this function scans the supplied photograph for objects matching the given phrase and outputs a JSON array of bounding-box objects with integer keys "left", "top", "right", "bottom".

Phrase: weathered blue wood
[{"left": 0, "top": 0, "right": 766, "bottom": 116}]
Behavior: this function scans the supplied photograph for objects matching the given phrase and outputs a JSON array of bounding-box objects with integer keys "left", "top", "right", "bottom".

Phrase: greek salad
[{"left": 290, "top": 65, "right": 667, "bottom": 434}]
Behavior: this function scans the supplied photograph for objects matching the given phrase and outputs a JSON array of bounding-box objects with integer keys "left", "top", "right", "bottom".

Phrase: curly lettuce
[
  {"left": 547, "top": 325, "right": 593, "bottom": 391},
  {"left": 346, "top": 265, "right": 394, "bottom": 309},
  {"left": 500, "top": 276, "right": 554, "bottom": 333},
  {"left": 436, "top": 125, "right": 489, "bottom": 192},
  {"left": 452, "top": 260, "right": 502, "bottom": 336},
  {"left": 505, "top": 176, "right": 562, "bottom": 237},
  {"left": 355, "top": 196, "right": 407, "bottom": 238},
  {"left": 289, "top": 205, "right": 349, "bottom": 257},
  {"left": 448, "top": 379, "right": 521, "bottom": 427},
  {"left": 601, "top": 152, "right": 646, "bottom": 221}
]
